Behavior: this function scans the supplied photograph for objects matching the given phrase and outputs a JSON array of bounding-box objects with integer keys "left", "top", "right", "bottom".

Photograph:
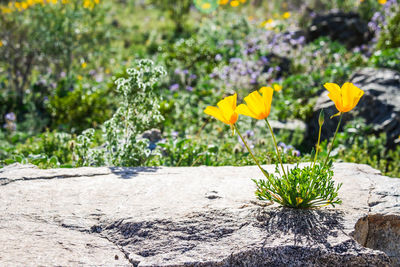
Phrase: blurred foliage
[
  {"left": 0, "top": 0, "right": 111, "bottom": 131},
  {"left": 149, "top": 0, "right": 191, "bottom": 34},
  {"left": 47, "top": 77, "right": 113, "bottom": 133},
  {"left": 0, "top": 0, "right": 398, "bottom": 178},
  {"left": 377, "top": 3, "right": 400, "bottom": 49},
  {"left": 370, "top": 48, "right": 400, "bottom": 71}
]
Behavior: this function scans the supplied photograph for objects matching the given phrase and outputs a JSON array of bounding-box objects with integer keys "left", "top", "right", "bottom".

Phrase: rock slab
[{"left": 0, "top": 163, "right": 399, "bottom": 266}]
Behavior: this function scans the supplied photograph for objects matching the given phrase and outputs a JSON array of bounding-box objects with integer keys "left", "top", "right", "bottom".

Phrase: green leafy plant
[
  {"left": 75, "top": 59, "right": 166, "bottom": 167},
  {"left": 369, "top": 48, "right": 400, "bottom": 72},
  {"left": 0, "top": 0, "right": 110, "bottom": 128},
  {"left": 377, "top": 2, "right": 400, "bottom": 49},
  {"left": 254, "top": 162, "right": 341, "bottom": 208}
]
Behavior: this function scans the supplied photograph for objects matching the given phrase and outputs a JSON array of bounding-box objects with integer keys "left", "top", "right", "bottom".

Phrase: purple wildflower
[
  {"left": 5, "top": 112, "right": 16, "bottom": 122},
  {"left": 169, "top": 83, "right": 179, "bottom": 91}
]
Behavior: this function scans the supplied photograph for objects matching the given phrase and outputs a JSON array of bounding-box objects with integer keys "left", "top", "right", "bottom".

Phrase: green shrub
[
  {"left": 0, "top": 0, "right": 111, "bottom": 124},
  {"left": 254, "top": 162, "right": 342, "bottom": 208},
  {"left": 75, "top": 59, "right": 166, "bottom": 167},
  {"left": 377, "top": 3, "right": 400, "bottom": 49},
  {"left": 47, "top": 77, "right": 113, "bottom": 133},
  {"left": 149, "top": 0, "right": 191, "bottom": 34},
  {"left": 369, "top": 48, "right": 400, "bottom": 72}
]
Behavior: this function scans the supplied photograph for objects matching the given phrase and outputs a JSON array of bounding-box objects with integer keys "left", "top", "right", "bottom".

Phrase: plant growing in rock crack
[
  {"left": 204, "top": 82, "right": 364, "bottom": 209},
  {"left": 75, "top": 59, "right": 166, "bottom": 166}
]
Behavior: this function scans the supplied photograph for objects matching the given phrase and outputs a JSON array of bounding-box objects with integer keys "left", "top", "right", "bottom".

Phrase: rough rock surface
[
  {"left": 0, "top": 163, "right": 399, "bottom": 266},
  {"left": 307, "top": 11, "right": 373, "bottom": 48},
  {"left": 309, "top": 67, "right": 400, "bottom": 148}
]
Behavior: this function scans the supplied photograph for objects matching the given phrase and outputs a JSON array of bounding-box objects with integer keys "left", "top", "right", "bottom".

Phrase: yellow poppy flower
[
  {"left": 230, "top": 0, "right": 239, "bottom": 7},
  {"left": 202, "top": 3, "right": 211, "bottom": 9},
  {"left": 219, "top": 0, "right": 229, "bottom": 5},
  {"left": 282, "top": 12, "right": 291, "bottom": 19},
  {"left": 273, "top": 84, "right": 282, "bottom": 92},
  {"left": 204, "top": 93, "right": 239, "bottom": 125},
  {"left": 324, "top": 82, "right": 364, "bottom": 113},
  {"left": 236, "top": 86, "right": 274, "bottom": 120},
  {"left": 378, "top": 0, "right": 387, "bottom": 4}
]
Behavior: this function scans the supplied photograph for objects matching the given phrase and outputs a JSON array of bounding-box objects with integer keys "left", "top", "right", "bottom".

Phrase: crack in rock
[{"left": 0, "top": 173, "right": 110, "bottom": 186}]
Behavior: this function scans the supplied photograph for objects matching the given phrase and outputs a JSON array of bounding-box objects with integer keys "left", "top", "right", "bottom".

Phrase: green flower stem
[
  {"left": 234, "top": 124, "right": 264, "bottom": 173},
  {"left": 265, "top": 119, "right": 287, "bottom": 179},
  {"left": 234, "top": 124, "right": 279, "bottom": 192},
  {"left": 312, "top": 122, "right": 323, "bottom": 171},
  {"left": 323, "top": 113, "right": 343, "bottom": 168}
]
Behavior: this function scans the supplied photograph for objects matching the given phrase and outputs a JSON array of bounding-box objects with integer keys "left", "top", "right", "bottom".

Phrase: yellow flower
[
  {"left": 273, "top": 84, "right": 282, "bottom": 92},
  {"left": 83, "top": 0, "right": 93, "bottom": 9},
  {"left": 77, "top": 75, "right": 83, "bottom": 80},
  {"left": 296, "top": 197, "right": 303, "bottom": 204},
  {"left": 1, "top": 7, "right": 13, "bottom": 14},
  {"left": 324, "top": 82, "right": 364, "bottom": 113},
  {"left": 204, "top": 93, "right": 239, "bottom": 125},
  {"left": 282, "top": 12, "right": 291, "bottom": 19},
  {"left": 219, "top": 0, "right": 229, "bottom": 5},
  {"left": 239, "top": 0, "right": 246, "bottom": 3},
  {"left": 261, "top": 18, "right": 276, "bottom": 30},
  {"left": 21, "top": 2, "right": 28, "bottom": 9},
  {"left": 0, "top": 40, "right": 3, "bottom": 47},
  {"left": 81, "top": 62, "right": 87, "bottom": 68},
  {"left": 230, "top": 0, "right": 239, "bottom": 7},
  {"left": 202, "top": 2, "right": 211, "bottom": 9},
  {"left": 15, "top": 2, "right": 21, "bottom": 10},
  {"left": 236, "top": 86, "right": 274, "bottom": 120},
  {"left": 378, "top": 0, "right": 387, "bottom": 4}
]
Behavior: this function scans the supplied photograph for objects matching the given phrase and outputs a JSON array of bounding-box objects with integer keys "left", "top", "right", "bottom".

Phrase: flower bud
[{"left": 318, "top": 109, "right": 325, "bottom": 126}]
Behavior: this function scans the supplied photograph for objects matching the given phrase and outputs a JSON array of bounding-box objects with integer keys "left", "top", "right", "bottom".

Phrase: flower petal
[
  {"left": 348, "top": 83, "right": 364, "bottom": 110},
  {"left": 259, "top": 86, "right": 273, "bottom": 118},
  {"left": 244, "top": 90, "right": 265, "bottom": 116},
  {"left": 236, "top": 104, "right": 259, "bottom": 119},
  {"left": 341, "top": 82, "right": 353, "bottom": 110},
  {"left": 204, "top": 106, "right": 228, "bottom": 124},
  {"left": 324, "top": 83, "right": 343, "bottom": 112}
]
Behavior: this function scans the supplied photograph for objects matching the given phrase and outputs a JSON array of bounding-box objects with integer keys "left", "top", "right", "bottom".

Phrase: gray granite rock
[
  {"left": 307, "top": 11, "right": 373, "bottom": 48},
  {"left": 309, "top": 67, "right": 400, "bottom": 149},
  {"left": 0, "top": 163, "right": 399, "bottom": 266}
]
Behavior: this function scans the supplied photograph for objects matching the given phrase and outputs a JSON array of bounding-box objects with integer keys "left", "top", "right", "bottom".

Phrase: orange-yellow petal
[
  {"left": 217, "top": 93, "right": 236, "bottom": 115},
  {"left": 228, "top": 112, "right": 238, "bottom": 124},
  {"left": 259, "top": 86, "right": 273, "bottom": 118},
  {"left": 204, "top": 106, "right": 228, "bottom": 124},
  {"left": 348, "top": 83, "right": 364, "bottom": 112},
  {"left": 236, "top": 104, "right": 259, "bottom": 119},
  {"left": 341, "top": 82, "right": 353, "bottom": 111},
  {"left": 324, "top": 82, "right": 343, "bottom": 112},
  {"left": 244, "top": 90, "right": 264, "bottom": 116}
]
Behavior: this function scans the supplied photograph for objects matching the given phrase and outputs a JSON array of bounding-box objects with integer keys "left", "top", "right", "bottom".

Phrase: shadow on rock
[
  {"left": 254, "top": 207, "right": 344, "bottom": 247},
  {"left": 109, "top": 166, "right": 159, "bottom": 179}
]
